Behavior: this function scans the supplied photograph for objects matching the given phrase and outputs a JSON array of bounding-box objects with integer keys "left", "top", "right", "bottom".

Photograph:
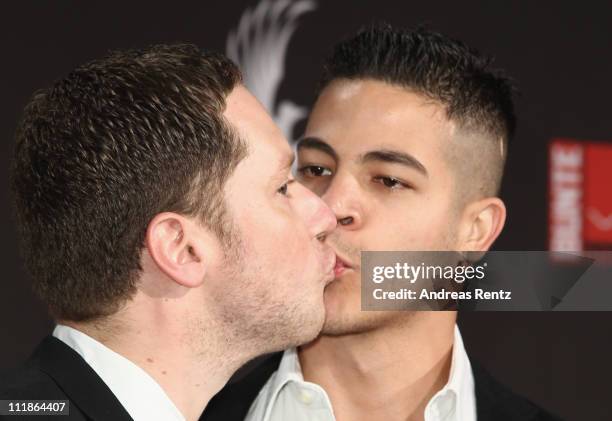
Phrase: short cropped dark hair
[
  {"left": 320, "top": 23, "right": 516, "bottom": 142},
  {"left": 319, "top": 24, "right": 516, "bottom": 197},
  {"left": 11, "top": 44, "right": 246, "bottom": 321}
]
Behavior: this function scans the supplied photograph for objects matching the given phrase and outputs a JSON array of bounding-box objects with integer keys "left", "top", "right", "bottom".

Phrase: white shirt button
[{"left": 299, "top": 389, "right": 314, "bottom": 405}]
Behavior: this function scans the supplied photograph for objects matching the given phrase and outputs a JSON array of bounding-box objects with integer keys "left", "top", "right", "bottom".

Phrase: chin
[
  {"left": 320, "top": 296, "right": 376, "bottom": 336},
  {"left": 321, "top": 288, "right": 412, "bottom": 337},
  {"left": 323, "top": 271, "right": 357, "bottom": 307},
  {"left": 296, "top": 299, "right": 327, "bottom": 343},
  {"left": 321, "top": 312, "right": 377, "bottom": 336},
  {"left": 261, "top": 303, "right": 325, "bottom": 353}
]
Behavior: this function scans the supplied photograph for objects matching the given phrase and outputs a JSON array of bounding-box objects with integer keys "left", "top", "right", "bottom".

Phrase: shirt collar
[
  {"left": 53, "top": 324, "right": 185, "bottom": 421},
  {"left": 255, "top": 347, "right": 306, "bottom": 419},
  {"left": 267, "top": 324, "right": 475, "bottom": 421},
  {"left": 275, "top": 347, "right": 304, "bottom": 383},
  {"left": 425, "top": 325, "right": 476, "bottom": 421}
]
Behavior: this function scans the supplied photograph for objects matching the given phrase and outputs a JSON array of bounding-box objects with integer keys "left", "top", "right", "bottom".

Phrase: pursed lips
[
  {"left": 321, "top": 249, "right": 338, "bottom": 285},
  {"left": 332, "top": 252, "right": 357, "bottom": 279}
]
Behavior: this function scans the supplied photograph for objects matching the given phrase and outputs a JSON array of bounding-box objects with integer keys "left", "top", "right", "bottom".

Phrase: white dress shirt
[
  {"left": 246, "top": 325, "right": 476, "bottom": 421},
  {"left": 53, "top": 324, "right": 185, "bottom": 421}
]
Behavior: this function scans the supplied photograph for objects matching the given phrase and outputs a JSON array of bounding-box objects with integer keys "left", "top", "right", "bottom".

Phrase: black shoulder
[
  {"left": 201, "top": 352, "right": 283, "bottom": 421},
  {"left": 0, "top": 363, "right": 66, "bottom": 400},
  {"left": 472, "top": 360, "right": 564, "bottom": 421}
]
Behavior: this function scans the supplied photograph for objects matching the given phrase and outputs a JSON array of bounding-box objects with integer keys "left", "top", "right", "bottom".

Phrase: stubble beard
[{"left": 213, "top": 215, "right": 324, "bottom": 358}]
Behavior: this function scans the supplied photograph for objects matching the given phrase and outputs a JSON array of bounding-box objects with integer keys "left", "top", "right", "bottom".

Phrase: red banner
[{"left": 549, "top": 139, "right": 612, "bottom": 251}]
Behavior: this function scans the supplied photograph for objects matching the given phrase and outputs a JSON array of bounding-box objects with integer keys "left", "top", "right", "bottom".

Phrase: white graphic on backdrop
[
  {"left": 587, "top": 208, "right": 612, "bottom": 231},
  {"left": 226, "top": 0, "right": 316, "bottom": 141}
]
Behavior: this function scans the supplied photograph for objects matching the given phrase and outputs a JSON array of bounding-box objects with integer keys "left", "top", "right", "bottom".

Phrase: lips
[
  {"left": 321, "top": 252, "right": 337, "bottom": 285},
  {"left": 333, "top": 254, "right": 354, "bottom": 278},
  {"left": 333, "top": 259, "right": 346, "bottom": 278}
]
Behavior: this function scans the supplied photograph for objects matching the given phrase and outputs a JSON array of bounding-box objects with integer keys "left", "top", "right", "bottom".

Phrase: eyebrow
[
  {"left": 295, "top": 137, "right": 339, "bottom": 161},
  {"left": 296, "top": 137, "right": 428, "bottom": 177},
  {"left": 361, "top": 150, "right": 428, "bottom": 178}
]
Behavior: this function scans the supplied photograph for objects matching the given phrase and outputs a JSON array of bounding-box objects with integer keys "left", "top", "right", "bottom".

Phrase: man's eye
[
  {"left": 277, "top": 180, "right": 293, "bottom": 196},
  {"left": 297, "top": 166, "right": 332, "bottom": 177},
  {"left": 373, "top": 176, "right": 408, "bottom": 190}
]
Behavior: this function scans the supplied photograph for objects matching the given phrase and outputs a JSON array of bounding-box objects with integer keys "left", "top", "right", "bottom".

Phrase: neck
[
  {"left": 299, "top": 312, "right": 456, "bottom": 421},
  {"left": 66, "top": 308, "right": 248, "bottom": 421}
]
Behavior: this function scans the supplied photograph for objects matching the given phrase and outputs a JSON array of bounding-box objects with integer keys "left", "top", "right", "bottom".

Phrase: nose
[
  {"left": 294, "top": 182, "right": 336, "bottom": 240},
  {"left": 320, "top": 174, "right": 363, "bottom": 231}
]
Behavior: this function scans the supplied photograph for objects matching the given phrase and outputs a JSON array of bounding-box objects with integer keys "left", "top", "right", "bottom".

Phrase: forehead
[
  {"left": 304, "top": 79, "right": 454, "bottom": 161},
  {"left": 224, "top": 85, "right": 292, "bottom": 162}
]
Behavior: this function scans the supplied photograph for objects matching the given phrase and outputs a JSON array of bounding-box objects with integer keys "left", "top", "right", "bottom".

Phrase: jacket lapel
[
  {"left": 31, "top": 336, "right": 133, "bottom": 421},
  {"left": 472, "top": 360, "right": 539, "bottom": 421}
]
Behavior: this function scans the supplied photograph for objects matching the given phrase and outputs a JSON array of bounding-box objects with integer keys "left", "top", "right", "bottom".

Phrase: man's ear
[
  {"left": 458, "top": 197, "right": 506, "bottom": 253},
  {"left": 145, "top": 212, "right": 208, "bottom": 288}
]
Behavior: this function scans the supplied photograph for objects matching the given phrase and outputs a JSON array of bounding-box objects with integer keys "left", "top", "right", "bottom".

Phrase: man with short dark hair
[
  {"left": 1, "top": 44, "right": 337, "bottom": 421},
  {"left": 203, "top": 25, "right": 559, "bottom": 421}
]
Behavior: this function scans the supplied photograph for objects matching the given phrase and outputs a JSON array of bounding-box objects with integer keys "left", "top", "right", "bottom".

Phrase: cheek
[
  {"left": 236, "top": 200, "right": 314, "bottom": 264},
  {"left": 365, "top": 199, "right": 457, "bottom": 250}
]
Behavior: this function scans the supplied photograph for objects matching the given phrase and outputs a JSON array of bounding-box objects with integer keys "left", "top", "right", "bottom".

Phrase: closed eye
[
  {"left": 277, "top": 179, "right": 295, "bottom": 196},
  {"left": 372, "top": 176, "right": 411, "bottom": 190}
]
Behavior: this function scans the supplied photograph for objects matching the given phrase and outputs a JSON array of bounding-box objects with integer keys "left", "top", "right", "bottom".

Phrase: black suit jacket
[
  {"left": 0, "top": 336, "right": 133, "bottom": 421},
  {"left": 201, "top": 352, "right": 563, "bottom": 421}
]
